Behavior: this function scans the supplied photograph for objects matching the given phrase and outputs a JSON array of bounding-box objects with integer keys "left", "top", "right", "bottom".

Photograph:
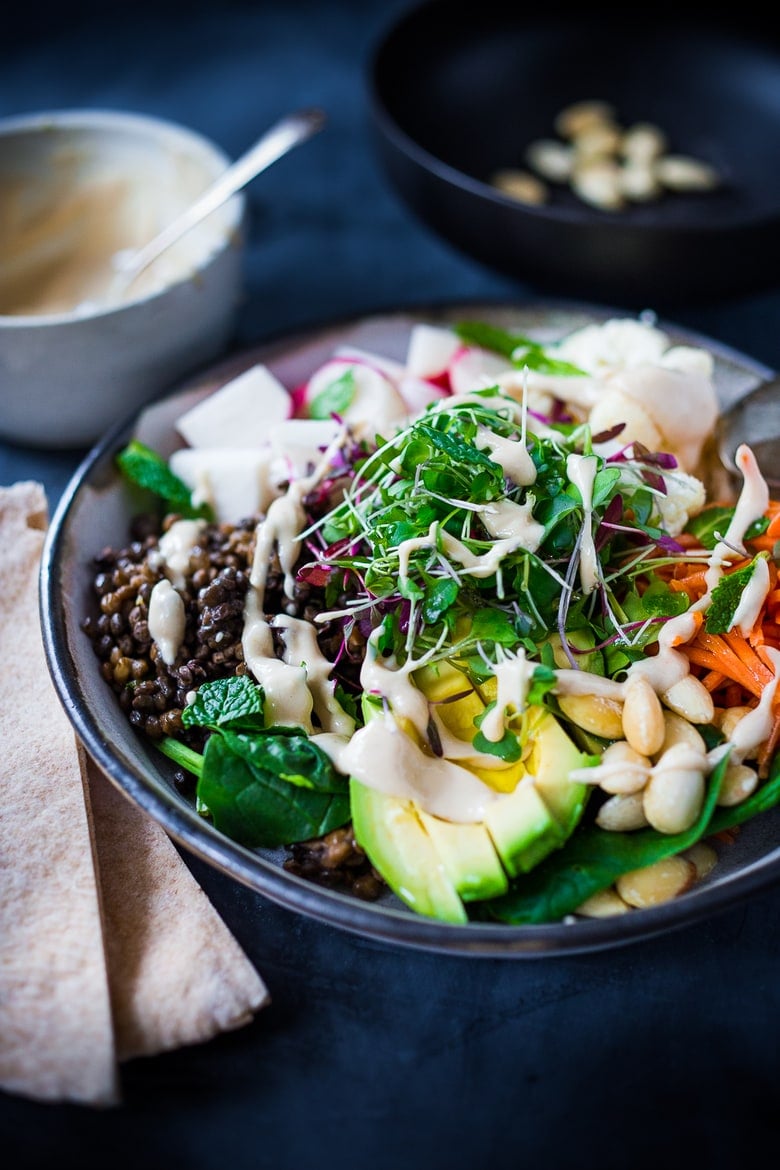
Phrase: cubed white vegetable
[
  {"left": 269, "top": 418, "right": 343, "bottom": 480},
  {"left": 169, "top": 446, "right": 277, "bottom": 526},
  {"left": 405, "top": 324, "right": 461, "bottom": 379},
  {"left": 175, "top": 364, "right": 292, "bottom": 449}
]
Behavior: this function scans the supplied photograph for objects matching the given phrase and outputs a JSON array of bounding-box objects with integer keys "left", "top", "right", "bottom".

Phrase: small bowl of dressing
[{"left": 0, "top": 109, "right": 246, "bottom": 448}]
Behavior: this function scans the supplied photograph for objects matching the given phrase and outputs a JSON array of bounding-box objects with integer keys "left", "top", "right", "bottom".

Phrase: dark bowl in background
[{"left": 368, "top": 0, "right": 780, "bottom": 308}]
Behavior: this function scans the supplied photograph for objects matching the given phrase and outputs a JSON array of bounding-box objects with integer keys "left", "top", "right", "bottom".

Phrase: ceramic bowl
[
  {"left": 368, "top": 0, "right": 780, "bottom": 308},
  {"left": 0, "top": 108, "right": 246, "bottom": 449}
]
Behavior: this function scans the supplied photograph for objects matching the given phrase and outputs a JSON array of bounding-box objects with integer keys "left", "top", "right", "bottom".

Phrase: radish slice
[
  {"left": 398, "top": 375, "right": 449, "bottom": 416},
  {"left": 175, "top": 363, "right": 292, "bottom": 449},
  {"left": 405, "top": 324, "right": 460, "bottom": 380},
  {"left": 303, "top": 358, "right": 409, "bottom": 434},
  {"left": 332, "top": 344, "right": 406, "bottom": 383},
  {"left": 448, "top": 346, "right": 513, "bottom": 396}
]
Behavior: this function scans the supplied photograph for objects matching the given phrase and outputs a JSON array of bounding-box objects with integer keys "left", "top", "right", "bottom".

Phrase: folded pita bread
[
  {"left": 0, "top": 480, "right": 269, "bottom": 1105},
  {"left": 80, "top": 746, "right": 269, "bottom": 1061},
  {"left": 0, "top": 482, "right": 118, "bottom": 1106}
]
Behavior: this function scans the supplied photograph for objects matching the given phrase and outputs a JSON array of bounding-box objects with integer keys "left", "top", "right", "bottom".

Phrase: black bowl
[{"left": 368, "top": 0, "right": 780, "bottom": 307}]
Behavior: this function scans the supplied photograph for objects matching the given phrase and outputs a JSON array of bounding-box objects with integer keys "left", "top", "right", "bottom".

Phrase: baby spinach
[
  {"left": 197, "top": 731, "right": 350, "bottom": 848},
  {"left": 160, "top": 676, "right": 349, "bottom": 847}
]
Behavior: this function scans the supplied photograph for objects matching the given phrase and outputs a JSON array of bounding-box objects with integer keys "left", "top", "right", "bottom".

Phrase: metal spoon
[
  {"left": 110, "top": 106, "right": 326, "bottom": 298},
  {"left": 717, "top": 374, "right": 780, "bottom": 488}
]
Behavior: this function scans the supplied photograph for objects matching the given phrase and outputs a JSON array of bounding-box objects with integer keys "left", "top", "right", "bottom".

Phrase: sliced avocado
[
  {"left": 350, "top": 780, "right": 468, "bottom": 923},
  {"left": 525, "top": 709, "right": 590, "bottom": 838},
  {"left": 418, "top": 811, "right": 509, "bottom": 901},
  {"left": 483, "top": 709, "right": 589, "bottom": 876},
  {"left": 483, "top": 782, "right": 561, "bottom": 877}
]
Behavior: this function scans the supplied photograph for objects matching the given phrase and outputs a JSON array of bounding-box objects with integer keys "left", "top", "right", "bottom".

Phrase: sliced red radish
[
  {"left": 397, "top": 375, "right": 449, "bottom": 415},
  {"left": 448, "top": 346, "right": 513, "bottom": 396},
  {"left": 302, "top": 358, "right": 409, "bottom": 434},
  {"left": 175, "top": 363, "right": 292, "bottom": 449},
  {"left": 332, "top": 344, "right": 406, "bottom": 383}
]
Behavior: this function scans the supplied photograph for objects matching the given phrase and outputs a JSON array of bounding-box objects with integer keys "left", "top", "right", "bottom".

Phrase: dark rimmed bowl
[
  {"left": 40, "top": 298, "right": 780, "bottom": 958},
  {"left": 368, "top": 1, "right": 780, "bottom": 307}
]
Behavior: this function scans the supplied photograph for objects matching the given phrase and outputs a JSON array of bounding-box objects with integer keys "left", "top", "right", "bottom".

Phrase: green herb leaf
[
  {"left": 472, "top": 705, "right": 523, "bottom": 762},
  {"left": 182, "top": 676, "right": 266, "bottom": 732},
  {"left": 526, "top": 664, "right": 557, "bottom": 707},
  {"left": 196, "top": 730, "right": 350, "bottom": 847},
  {"left": 116, "top": 439, "right": 213, "bottom": 520},
  {"left": 705, "top": 556, "right": 765, "bottom": 635},
  {"left": 422, "top": 578, "right": 459, "bottom": 624},
  {"left": 470, "top": 607, "right": 518, "bottom": 646},
  {"left": 685, "top": 506, "right": 769, "bottom": 550},
  {"left": 308, "top": 367, "right": 356, "bottom": 420},
  {"left": 416, "top": 423, "right": 502, "bottom": 471}
]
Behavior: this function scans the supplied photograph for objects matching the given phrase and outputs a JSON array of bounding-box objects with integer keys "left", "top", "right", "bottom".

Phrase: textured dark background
[{"left": 2, "top": 2, "right": 780, "bottom": 1167}]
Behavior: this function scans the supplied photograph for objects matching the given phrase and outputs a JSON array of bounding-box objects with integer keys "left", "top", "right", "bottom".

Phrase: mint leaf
[
  {"left": 705, "top": 556, "right": 764, "bottom": 635},
  {"left": 116, "top": 439, "right": 213, "bottom": 520},
  {"left": 308, "top": 367, "right": 356, "bottom": 419},
  {"left": 182, "top": 676, "right": 265, "bottom": 732}
]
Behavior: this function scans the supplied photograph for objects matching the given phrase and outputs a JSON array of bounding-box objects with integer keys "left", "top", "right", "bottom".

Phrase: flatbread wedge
[{"left": 0, "top": 482, "right": 118, "bottom": 1106}]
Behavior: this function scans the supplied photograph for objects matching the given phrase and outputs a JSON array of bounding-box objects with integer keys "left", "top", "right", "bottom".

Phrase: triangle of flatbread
[
  {"left": 79, "top": 746, "right": 269, "bottom": 1061},
  {"left": 0, "top": 482, "right": 118, "bottom": 1106}
]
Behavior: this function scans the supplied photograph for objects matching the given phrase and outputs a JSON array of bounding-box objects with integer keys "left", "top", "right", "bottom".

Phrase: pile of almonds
[{"left": 491, "top": 99, "right": 721, "bottom": 212}]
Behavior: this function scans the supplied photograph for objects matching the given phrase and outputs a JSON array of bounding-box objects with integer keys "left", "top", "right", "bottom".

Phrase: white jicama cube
[
  {"left": 269, "top": 418, "right": 343, "bottom": 480},
  {"left": 175, "top": 364, "right": 292, "bottom": 449},
  {"left": 169, "top": 446, "right": 276, "bottom": 525},
  {"left": 405, "top": 323, "right": 461, "bottom": 379}
]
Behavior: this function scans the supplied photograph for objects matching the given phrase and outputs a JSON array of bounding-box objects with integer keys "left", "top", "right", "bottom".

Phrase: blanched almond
[
  {"left": 616, "top": 856, "right": 697, "bottom": 907},
  {"left": 661, "top": 674, "right": 715, "bottom": 724},
  {"left": 657, "top": 709, "right": 707, "bottom": 758},
  {"left": 575, "top": 887, "right": 631, "bottom": 917},
  {"left": 717, "top": 763, "right": 759, "bottom": 807},
  {"left": 596, "top": 792, "right": 650, "bottom": 832},
  {"left": 643, "top": 743, "right": 706, "bottom": 834},
  {"left": 622, "top": 675, "right": 666, "bottom": 757}
]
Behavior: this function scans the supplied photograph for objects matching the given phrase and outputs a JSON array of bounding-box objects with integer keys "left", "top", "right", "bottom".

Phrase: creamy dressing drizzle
[
  {"left": 333, "top": 712, "right": 501, "bottom": 823},
  {"left": 474, "top": 425, "right": 537, "bottom": 486},
  {"left": 274, "top": 615, "right": 356, "bottom": 736},
  {"left": 152, "top": 519, "right": 206, "bottom": 590},
  {"left": 147, "top": 579, "right": 186, "bottom": 665},
  {"left": 731, "top": 556, "right": 771, "bottom": 638},
  {"left": 480, "top": 649, "right": 535, "bottom": 743},
  {"left": 566, "top": 453, "right": 599, "bottom": 594}
]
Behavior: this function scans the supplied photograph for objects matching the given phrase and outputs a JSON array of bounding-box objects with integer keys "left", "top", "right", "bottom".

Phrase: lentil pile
[{"left": 82, "top": 503, "right": 383, "bottom": 901}]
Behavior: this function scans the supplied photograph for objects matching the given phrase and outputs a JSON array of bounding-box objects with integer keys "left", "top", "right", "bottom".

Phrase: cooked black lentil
[{"left": 82, "top": 505, "right": 382, "bottom": 900}]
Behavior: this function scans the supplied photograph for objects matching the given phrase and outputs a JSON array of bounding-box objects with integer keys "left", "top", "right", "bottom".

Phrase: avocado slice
[
  {"left": 418, "top": 811, "right": 509, "bottom": 901},
  {"left": 483, "top": 709, "right": 589, "bottom": 876},
  {"left": 350, "top": 781, "right": 468, "bottom": 923}
]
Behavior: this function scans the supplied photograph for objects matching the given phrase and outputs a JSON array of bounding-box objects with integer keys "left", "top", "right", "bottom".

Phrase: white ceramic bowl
[{"left": 0, "top": 109, "right": 246, "bottom": 448}]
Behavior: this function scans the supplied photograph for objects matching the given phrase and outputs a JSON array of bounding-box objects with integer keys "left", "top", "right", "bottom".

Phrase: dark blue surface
[{"left": 3, "top": 3, "right": 780, "bottom": 1167}]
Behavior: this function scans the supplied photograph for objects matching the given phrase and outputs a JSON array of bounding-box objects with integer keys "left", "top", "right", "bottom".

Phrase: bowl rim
[
  {"left": 367, "top": 0, "right": 780, "bottom": 236},
  {"left": 39, "top": 295, "right": 780, "bottom": 959},
  {"left": 0, "top": 106, "right": 245, "bottom": 328}
]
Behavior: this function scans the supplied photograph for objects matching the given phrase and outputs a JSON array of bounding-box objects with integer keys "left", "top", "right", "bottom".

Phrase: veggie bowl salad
[{"left": 83, "top": 313, "right": 780, "bottom": 926}]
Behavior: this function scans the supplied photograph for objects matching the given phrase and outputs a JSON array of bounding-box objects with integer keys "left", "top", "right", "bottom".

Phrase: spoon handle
[{"left": 120, "top": 107, "right": 326, "bottom": 286}]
